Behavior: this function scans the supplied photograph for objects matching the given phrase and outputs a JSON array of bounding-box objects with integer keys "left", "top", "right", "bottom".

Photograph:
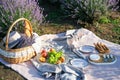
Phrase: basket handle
[{"left": 5, "top": 18, "right": 33, "bottom": 50}]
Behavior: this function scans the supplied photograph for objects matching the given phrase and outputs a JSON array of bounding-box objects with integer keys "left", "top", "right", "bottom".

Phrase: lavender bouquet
[{"left": 0, "top": 0, "right": 45, "bottom": 37}]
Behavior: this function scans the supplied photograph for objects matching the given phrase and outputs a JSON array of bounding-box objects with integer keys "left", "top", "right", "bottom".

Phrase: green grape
[
  {"left": 48, "top": 55, "right": 55, "bottom": 64},
  {"left": 47, "top": 49, "right": 64, "bottom": 64},
  {"left": 55, "top": 53, "right": 61, "bottom": 58}
]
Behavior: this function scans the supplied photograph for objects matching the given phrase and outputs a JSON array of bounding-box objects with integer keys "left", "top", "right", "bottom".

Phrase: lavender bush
[
  {"left": 60, "top": 0, "right": 110, "bottom": 23},
  {"left": 0, "top": 0, "right": 45, "bottom": 36}
]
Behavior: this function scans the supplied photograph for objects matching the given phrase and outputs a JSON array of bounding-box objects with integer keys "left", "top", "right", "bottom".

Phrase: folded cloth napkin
[
  {"left": 66, "top": 28, "right": 101, "bottom": 49},
  {"left": 32, "top": 60, "right": 85, "bottom": 80},
  {"left": 31, "top": 58, "right": 62, "bottom": 78},
  {"left": 60, "top": 64, "right": 85, "bottom": 80},
  {"left": 37, "top": 63, "right": 62, "bottom": 78}
]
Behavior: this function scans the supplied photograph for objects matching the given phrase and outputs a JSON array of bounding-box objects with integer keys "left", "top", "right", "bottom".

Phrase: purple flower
[
  {"left": 0, "top": 0, "right": 45, "bottom": 32},
  {"left": 108, "top": 0, "right": 119, "bottom": 11}
]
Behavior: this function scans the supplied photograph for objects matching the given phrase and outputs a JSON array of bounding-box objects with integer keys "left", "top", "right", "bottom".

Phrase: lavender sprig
[{"left": 108, "top": 0, "right": 120, "bottom": 11}]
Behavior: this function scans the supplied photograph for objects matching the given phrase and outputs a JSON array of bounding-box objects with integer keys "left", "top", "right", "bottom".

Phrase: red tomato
[{"left": 41, "top": 49, "right": 47, "bottom": 58}]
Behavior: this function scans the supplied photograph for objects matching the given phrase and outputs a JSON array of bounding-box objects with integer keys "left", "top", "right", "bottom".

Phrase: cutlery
[
  {"left": 109, "top": 54, "right": 114, "bottom": 61},
  {"left": 103, "top": 54, "right": 115, "bottom": 62},
  {"left": 72, "top": 49, "right": 86, "bottom": 59},
  {"left": 52, "top": 30, "right": 78, "bottom": 41},
  {"left": 103, "top": 54, "right": 108, "bottom": 62},
  {"left": 53, "top": 34, "right": 73, "bottom": 41}
]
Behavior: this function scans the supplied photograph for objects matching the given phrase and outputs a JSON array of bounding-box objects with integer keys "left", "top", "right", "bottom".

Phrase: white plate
[
  {"left": 36, "top": 53, "right": 69, "bottom": 65},
  {"left": 88, "top": 59, "right": 117, "bottom": 65},
  {"left": 70, "top": 58, "right": 88, "bottom": 68},
  {"left": 31, "top": 53, "right": 69, "bottom": 73},
  {"left": 79, "top": 45, "right": 95, "bottom": 53}
]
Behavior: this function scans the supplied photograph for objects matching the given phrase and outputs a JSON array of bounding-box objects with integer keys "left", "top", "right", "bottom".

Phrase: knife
[{"left": 72, "top": 48, "right": 86, "bottom": 59}]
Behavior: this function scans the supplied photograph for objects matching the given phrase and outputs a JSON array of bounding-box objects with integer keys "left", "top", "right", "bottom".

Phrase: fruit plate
[
  {"left": 36, "top": 53, "right": 68, "bottom": 65},
  {"left": 31, "top": 53, "right": 69, "bottom": 73},
  {"left": 79, "top": 45, "right": 95, "bottom": 53},
  {"left": 38, "top": 47, "right": 69, "bottom": 64},
  {"left": 88, "top": 54, "right": 117, "bottom": 65}
]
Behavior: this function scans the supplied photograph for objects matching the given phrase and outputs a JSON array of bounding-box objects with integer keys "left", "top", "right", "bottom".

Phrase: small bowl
[{"left": 89, "top": 54, "right": 100, "bottom": 61}]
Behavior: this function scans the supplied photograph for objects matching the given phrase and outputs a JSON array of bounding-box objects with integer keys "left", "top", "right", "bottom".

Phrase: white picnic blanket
[{"left": 0, "top": 28, "right": 120, "bottom": 80}]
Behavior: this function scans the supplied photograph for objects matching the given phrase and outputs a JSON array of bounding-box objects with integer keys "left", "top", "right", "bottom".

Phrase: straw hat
[{"left": 3, "top": 31, "right": 21, "bottom": 48}]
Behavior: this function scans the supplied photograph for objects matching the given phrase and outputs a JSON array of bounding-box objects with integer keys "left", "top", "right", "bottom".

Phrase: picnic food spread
[
  {"left": 0, "top": 24, "right": 118, "bottom": 80},
  {"left": 39, "top": 48, "right": 65, "bottom": 64},
  {"left": 87, "top": 42, "right": 117, "bottom": 65}
]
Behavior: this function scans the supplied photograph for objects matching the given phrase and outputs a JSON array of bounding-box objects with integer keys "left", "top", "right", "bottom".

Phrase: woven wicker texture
[{"left": 0, "top": 18, "right": 36, "bottom": 64}]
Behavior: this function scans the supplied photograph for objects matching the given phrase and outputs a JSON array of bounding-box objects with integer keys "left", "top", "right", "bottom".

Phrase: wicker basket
[{"left": 0, "top": 18, "right": 36, "bottom": 64}]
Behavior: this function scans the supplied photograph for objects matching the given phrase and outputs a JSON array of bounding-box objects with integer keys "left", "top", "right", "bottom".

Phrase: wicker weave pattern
[
  {"left": 0, "top": 46, "right": 35, "bottom": 58},
  {"left": 0, "top": 18, "right": 37, "bottom": 64}
]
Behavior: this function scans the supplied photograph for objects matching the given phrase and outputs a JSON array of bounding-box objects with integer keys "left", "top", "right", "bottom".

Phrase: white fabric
[
  {"left": 3, "top": 31, "right": 21, "bottom": 43},
  {"left": 0, "top": 28, "right": 120, "bottom": 80}
]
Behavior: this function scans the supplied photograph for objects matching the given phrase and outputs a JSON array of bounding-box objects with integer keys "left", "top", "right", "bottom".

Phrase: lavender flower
[
  {"left": 0, "top": 0, "right": 45, "bottom": 36},
  {"left": 108, "top": 0, "right": 120, "bottom": 11}
]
